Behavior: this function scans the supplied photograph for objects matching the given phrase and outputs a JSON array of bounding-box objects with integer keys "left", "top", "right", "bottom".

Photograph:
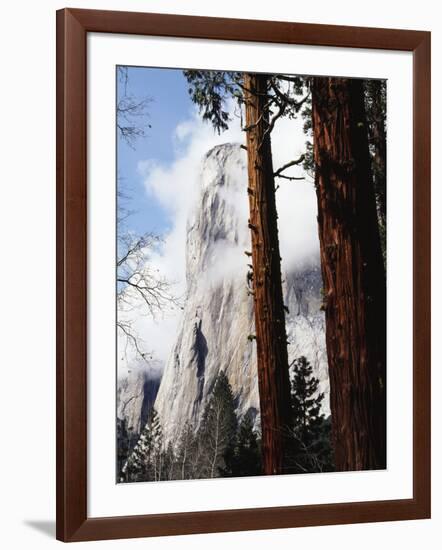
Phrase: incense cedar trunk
[
  {"left": 311, "top": 77, "right": 386, "bottom": 471},
  {"left": 243, "top": 73, "right": 292, "bottom": 475}
]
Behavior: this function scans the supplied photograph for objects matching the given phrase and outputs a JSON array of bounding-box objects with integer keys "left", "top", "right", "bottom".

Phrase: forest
[
  {"left": 116, "top": 68, "right": 387, "bottom": 481},
  {"left": 119, "top": 359, "right": 333, "bottom": 481}
]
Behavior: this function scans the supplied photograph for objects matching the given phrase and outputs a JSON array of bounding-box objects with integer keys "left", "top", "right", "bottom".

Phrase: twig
[{"left": 273, "top": 155, "right": 305, "bottom": 181}]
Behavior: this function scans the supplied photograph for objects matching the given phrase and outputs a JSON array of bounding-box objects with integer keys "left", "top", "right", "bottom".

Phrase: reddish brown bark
[
  {"left": 244, "top": 73, "right": 292, "bottom": 475},
  {"left": 311, "top": 77, "right": 386, "bottom": 471}
]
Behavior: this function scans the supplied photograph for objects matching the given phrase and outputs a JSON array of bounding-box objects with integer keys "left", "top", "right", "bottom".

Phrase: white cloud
[
  {"left": 139, "top": 102, "right": 245, "bottom": 291},
  {"left": 119, "top": 99, "right": 320, "bottom": 372},
  {"left": 272, "top": 116, "right": 320, "bottom": 272}
]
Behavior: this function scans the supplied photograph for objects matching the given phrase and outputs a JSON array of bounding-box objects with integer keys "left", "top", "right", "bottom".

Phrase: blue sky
[
  {"left": 116, "top": 65, "right": 317, "bottom": 367},
  {"left": 115, "top": 65, "right": 248, "bottom": 366},
  {"left": 117, "top": 66, "right": 194, "bottom": 236}
]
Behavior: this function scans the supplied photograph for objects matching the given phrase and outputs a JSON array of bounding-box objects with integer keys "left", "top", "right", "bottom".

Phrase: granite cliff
[{"left": 152, "top": 143, "right": 329, "bottom": 442}]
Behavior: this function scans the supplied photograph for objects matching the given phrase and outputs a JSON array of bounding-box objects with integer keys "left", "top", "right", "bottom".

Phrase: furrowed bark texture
[
  {"left": 312, "top": 77, "right": 387, "bottom": 471},
  {"left": 244, "top": 72, "right": 292, "bottom": 475}
]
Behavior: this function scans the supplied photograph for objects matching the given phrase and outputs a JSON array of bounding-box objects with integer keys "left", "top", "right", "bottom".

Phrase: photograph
[
  {"left": 0, "top": 1, "right": 435, "bottom": 546},
  {"left": 116, "top": 66, "right": 387, "bottom": 483}
]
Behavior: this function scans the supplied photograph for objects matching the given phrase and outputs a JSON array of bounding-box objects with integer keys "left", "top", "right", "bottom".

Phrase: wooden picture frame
[{"left": 56, "top": 8, "right": 431, "bottom": 542}]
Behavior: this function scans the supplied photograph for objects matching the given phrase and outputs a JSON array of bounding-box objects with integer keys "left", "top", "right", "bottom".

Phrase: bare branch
[
  {"left": 117, "top": 319, "right": 152, "bottom": 363},
  {"left": 117, "top": 67, "right": 152, "bottom": 148},
  {"left": 117, "top": 227, "right": 183, "bottom": 361},
  {"left": 273, "top": 155, "right": 306, "bottom": 181}
]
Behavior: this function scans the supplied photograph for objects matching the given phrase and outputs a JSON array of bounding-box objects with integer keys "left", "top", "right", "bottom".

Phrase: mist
[{"left": 119, "top": 100, "right": 320, "bottom": 371}]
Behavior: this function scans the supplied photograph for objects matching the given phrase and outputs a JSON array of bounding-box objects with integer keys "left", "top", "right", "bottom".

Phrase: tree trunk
[
  {"left": 243, "top": 72, "right": 292, "bottom": 475},
  {"left": 311, "top": 77, "right": 386, "bottom": 471}
]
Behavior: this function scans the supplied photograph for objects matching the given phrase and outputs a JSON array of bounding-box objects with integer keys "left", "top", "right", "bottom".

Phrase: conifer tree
[
  {"left": 196, "top": 371, "right": 237, "bottom": 478},
  {"left": 162, "top": 441, "right": 177, "bottom": 481},
  {"left": 121, "top": 407, "right": 164, "bottom": 482},
  {"left": 184, "top": 71, "right": 308, "bottom": 474},
  {"left": 312, "top": 77, "right": 386, "bottom": 471},
  {"left": 175, "top": 421, "right": 196, "bottom": 480},
  {"left": 287, "top": 356, "right": 334, "bottom": 473},
  {"left": 149, "top": 408, "right": 164, "bottom": 481},
  {"left": 116, "top": 418, "right": 130, "bottom": 480},
  {"left": 226, "top": 410, "right": 262, "bottom": 477},
  {"left": 291, "top": 356, "right": 324, "bottom": 434}
]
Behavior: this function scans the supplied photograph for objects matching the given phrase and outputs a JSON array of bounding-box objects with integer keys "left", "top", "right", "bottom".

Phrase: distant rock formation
[
  {"left": 117, "top": 359, "right": 161, "bottom": 448},
  {"left": 152, "top": 143, "right": 329, "bottom": 442}
]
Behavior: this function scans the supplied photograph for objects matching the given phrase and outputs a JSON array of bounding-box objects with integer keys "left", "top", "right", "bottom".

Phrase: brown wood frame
[{"left": 56, "top": 7, "right": 431, "bottom": 542}]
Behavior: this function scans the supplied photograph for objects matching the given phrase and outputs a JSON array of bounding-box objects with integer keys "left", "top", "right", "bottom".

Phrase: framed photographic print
[{"left": 56, "top": 8, "right": 431, "bottom": 542}]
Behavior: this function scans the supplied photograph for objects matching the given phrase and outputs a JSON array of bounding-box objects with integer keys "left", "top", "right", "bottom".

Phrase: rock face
[
  {"left": 117, "top": 360, "right": 161, "bottom": 446},
  {"left": 154, "top": 143, "right": 329, "bottom": 442}
]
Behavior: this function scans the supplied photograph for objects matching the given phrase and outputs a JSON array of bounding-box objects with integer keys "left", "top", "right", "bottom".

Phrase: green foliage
[
  {"left": 224, "top": 410, "right": 262, "bottom": 477},
  {"left": 120, "top": 360, "right": 336, "bottom": 481},
  {"left": 121, "top": 408, "right": 165, "bottom": 482},
  {"left": 116, "top": 418, "right": 130, "bottom": 477},
  {"left": 183, "top": 70, "right": 311, "bottom": 140},
  {"left": 291, "top": 356, "right": 324, "bottom": 430},
  {"left": 120, "top": 372, "right": 265, "bottom": 482},
  {"left": 120, "top": 361, "right": 336, "bottom": 482},
  {"left": 183, "top": 70, "right": 242, "bottom": 133},
  {"left": 285, "top": 356, "right": 334, "bottom": 473},
  {"left": 173, "top": 421, "right": 198, "bottom": 480},
  {"left": 302, "top": 140, "right": 315, "bottom": 176},
  {"left": 196, "top": 371, "right": 238, "bottom": 478}
]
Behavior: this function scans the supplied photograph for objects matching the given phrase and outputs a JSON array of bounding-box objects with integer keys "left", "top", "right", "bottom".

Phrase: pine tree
[
  {"left": 162, "top": 441, "right": 177, "bottom": 481},
  {"left": 174, "top": 421, "right": 196, "bottom": 480},
  {"left": 196, "top": 371, "right": 237, "bottom": 479},
  {"left": 121, "top": 407, "right": 164, "bottom": 482},
  {"left": 116, "top": 418, "right": 130, "bottom": 480},
  {"left": 291, "top": 357, "right": 323, "bottom": 433},
  {"left": 226, "top": 410, "right": 262, "bottom": 477},
  {"left": 286, "top": 356, "right": 334, "bottom": 473},
  {"left": 149, "top": 408, "right": 164, "bottom": 481}
]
